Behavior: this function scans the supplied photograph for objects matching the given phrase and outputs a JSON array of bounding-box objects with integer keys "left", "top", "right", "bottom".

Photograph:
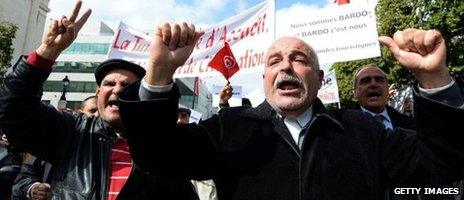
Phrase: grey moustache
[{"left": 274, "top": 73, "right": 302, "bottom": 88}]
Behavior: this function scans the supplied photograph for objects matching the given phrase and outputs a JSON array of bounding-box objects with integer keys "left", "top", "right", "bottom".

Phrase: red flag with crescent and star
[{"left": 208, "top": 42, "right": 240, "bottom": 80}]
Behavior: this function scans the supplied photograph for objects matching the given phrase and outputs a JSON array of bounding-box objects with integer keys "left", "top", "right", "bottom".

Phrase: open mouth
[
  {"left": 367, "top": 91, "right": 382, "bottom": 98},
  {"left": 108, "top": 99, "right": 119, "bottom": 108},
  {"left": 277, "top": 80, "right": 301, "bottom": 90}
]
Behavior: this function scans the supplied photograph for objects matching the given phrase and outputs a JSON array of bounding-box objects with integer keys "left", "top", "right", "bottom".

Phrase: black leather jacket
[
  {"left": 0, "top": 141, "right": 21, "bottom": 200},
  {"left": 12, "top": 155, "right": 50, "bottom": 200},
  {"left": 0, "top": 57, "right": 198, "bottom": 200}
]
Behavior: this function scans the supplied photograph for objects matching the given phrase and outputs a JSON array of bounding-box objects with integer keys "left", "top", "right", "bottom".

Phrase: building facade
[{"left": 0, "top": 0, "right": 50, "bottom": 65}]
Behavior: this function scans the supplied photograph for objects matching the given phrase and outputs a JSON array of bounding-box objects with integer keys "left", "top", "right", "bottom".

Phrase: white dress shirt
[{"left": 282, "top": 106, "right": 313, "bottom": 148}]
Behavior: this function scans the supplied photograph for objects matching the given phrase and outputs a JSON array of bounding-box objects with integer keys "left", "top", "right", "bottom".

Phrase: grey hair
[{"left": 353, "top": 64, "right": 388, "bottom": 88}]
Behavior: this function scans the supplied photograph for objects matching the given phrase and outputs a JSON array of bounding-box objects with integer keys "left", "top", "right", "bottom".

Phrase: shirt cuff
[
  {"left": 26, "top": 51, "right": 55, "bottom": 69},
  {"left": 418, "top": 78, "right": 455, "bottom": 94},
  {"left": 141, "top": 78, "right": 173, "bottom": 92}
]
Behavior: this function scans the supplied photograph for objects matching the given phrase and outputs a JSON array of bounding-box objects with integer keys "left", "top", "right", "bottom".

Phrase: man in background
[
  {"left": 353, "top": 64, "right": 416, "bottom": 130},
  {"left": 78, "top": 95, "right": 98, "bottom": 116},
  {"left": 178, "top": 107, "right": 191, "bottom": 124}
]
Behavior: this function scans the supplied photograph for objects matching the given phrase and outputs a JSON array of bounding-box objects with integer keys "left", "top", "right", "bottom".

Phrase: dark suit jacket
[{"left": 353, "top": 104, "right": 417, "bottom": 131}]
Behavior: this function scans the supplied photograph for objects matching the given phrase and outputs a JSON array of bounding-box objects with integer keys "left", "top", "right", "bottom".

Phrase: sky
[{"left": 47, "top": 0, "right": 333, "bottom": 31}]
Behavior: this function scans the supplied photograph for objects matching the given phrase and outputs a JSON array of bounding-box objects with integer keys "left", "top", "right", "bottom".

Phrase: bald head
[
  {"left": 263, "top": 36, "right": 323, "bottom": 117},
  {"left": 266, "top": 37, "right": 320, "bottom": 70}
]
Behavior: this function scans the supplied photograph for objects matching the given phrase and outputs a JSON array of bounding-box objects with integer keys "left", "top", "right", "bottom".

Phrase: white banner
[
  {"left": 278, "top": 2, "right": 380, "bottom": 64},
  {"left": 108, "top": 22, "right": 152, "bottom": 67},
  {"left": 174, "top": 0, "right": 275, "bottom": 78},
  {"left": 211, "top": 85, "right": 243, "bottom": 107},
  {"left": 107, "top": 0, "right": 275, "bottom": 79}
]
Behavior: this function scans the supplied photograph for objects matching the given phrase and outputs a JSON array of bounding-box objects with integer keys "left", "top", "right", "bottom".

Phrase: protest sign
[
  {"left": 212, "top": 85, "right": 243, "bottom": 107},
  {"left": 278, "top": 2, "right": 380, "bottom": 64},
  {"left": 317, "top": 65, "right": 340, "bottom": 104},
  {"left": 189, "top": 109, "right": 203, "bottom": 124}
]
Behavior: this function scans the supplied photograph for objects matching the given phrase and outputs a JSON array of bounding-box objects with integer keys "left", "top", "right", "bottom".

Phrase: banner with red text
[
  {"left": 108, "top": 0, "right": 275, "bottom": 80},
  {"left": 175, "top": 0, "right": 275, "bottom": 78},
  {"left": 107, "top": 22, "right": 152, "bottom": 67}
]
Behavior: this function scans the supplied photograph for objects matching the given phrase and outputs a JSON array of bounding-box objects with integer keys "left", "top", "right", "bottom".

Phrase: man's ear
[{"left": 95, "top": 87, "right": 100, "bottom": 96}]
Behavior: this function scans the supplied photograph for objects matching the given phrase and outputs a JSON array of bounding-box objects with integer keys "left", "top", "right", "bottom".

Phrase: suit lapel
[
  {"left": 273, "top": 116, "right": 301, "bottom": 155},
  {"left": 241, "top": 101, "right": 301, "bottom": 155}
]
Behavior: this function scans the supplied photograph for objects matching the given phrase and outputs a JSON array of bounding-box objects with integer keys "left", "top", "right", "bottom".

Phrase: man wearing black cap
[
  {"left": 93, "top": 58, "right": 146, "bottom": 134},
  {"left": 0, "top": 1, "right": 198, "bottom": 199},
  {"left": 177, "top": 107, "right": 192, "bottom": 124}
]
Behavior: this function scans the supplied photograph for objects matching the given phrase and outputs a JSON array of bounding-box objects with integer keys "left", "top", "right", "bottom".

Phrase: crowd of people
[{"left": 0, "top": 1, "right": 463, "bottom": 200}]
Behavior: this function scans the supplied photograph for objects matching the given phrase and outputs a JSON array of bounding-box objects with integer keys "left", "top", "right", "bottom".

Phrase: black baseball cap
[
  {"left": 178, "top": 107, "right": 191, "bottom": 116},
  {"left": 94, "top": 59, "right": 146, "bottom": 86}
]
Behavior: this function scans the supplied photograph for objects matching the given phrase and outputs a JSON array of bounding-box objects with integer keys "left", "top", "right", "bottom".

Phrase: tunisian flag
[
  {"left": 208, "top": 42, "right": 240, "bottom": 80},
  {"left": 334, "top": 0, "right": 350, "bottom": 5}
]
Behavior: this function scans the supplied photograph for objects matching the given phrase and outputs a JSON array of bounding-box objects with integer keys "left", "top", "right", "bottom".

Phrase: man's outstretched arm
[
  {"left": 0, "top": 0, "right": 91, "bottom": 163},
  {"left": 379, "top": 29, "right": 464, "bottom": 186}
]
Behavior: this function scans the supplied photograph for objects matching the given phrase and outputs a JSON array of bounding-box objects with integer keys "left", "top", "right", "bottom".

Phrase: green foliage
[
  {"left": 0, "top": 21, "right": 18, "bottom": 84},
  {"left": 332, "top": 0, "right": 464, "bottom": 108}
]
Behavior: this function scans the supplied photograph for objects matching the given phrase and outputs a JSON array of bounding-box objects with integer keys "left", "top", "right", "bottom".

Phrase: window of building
[
  {"left": 43, "top": 81, "right": 98, "bottom": 93},
  {"left": 62, "top": 43, "right": 110, "bottom": 55},
  {"left": 53, "top": 61, "right": 100, "bottom": 73}
]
